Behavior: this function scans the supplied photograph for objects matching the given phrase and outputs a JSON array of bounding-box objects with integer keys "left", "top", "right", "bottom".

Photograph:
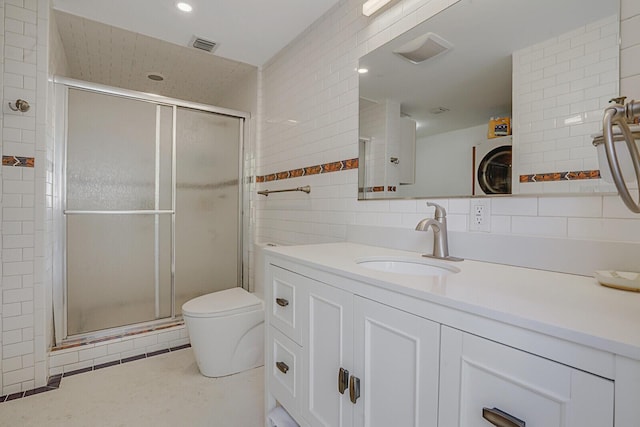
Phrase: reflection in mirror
[{"left": 358, "top": 0, "right": 619, "bottom": 200}]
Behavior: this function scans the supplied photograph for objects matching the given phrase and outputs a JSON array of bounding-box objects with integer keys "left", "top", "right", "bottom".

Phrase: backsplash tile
[{"left": 538, "top": 196, "right": 603, "bottom": 217}]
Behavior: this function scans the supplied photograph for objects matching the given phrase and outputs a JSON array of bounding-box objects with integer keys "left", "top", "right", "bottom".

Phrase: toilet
[{"left": 182, "top": 243, "right": 270, "bottom": 377}]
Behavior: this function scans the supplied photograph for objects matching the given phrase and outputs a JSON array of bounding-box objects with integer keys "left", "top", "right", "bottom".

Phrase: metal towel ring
[{"left": 601, "top": 100, "right": 640, "bottom": 213}]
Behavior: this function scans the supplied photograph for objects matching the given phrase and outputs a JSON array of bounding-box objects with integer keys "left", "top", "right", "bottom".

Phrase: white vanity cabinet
[
  {"left": 266, "top": 263, "right": 440, "bottom": 427},
  {"left": 264, "top": 244, "right": 640, "bottom": 427},
  {"left": 439, "top": 326, "right": 614, "bottom": 427}
]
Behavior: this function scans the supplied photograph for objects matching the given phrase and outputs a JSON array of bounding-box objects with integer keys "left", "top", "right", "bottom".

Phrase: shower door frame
[{"left": 53, "top": 76, "right": 249, "bottom": 344}]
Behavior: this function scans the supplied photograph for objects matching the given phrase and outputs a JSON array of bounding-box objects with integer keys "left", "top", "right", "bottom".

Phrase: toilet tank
[{"left": 253, "top": 242, "right": 276, "bottom": 301}]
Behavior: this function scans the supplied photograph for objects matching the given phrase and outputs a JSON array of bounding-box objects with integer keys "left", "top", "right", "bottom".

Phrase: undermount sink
[{"left": 355, "top": 256, "right": 460, "bottom": 276}]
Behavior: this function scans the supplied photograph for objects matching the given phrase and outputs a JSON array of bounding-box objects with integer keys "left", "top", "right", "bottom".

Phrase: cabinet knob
[
  {"left": 276, "top": 361, "right": 289, "bottom": 374},
  {"left": 276, "top": 298, "right": 289, "bottom": 307},
  {"left": 338, "top": 367, "right": 349, "bottom": 394},
  {"left": 482, "top": 407, "right": 525, "bottom": 427},
  {"left": 349, "top": 375, "right": 360, "bottom": 404}
]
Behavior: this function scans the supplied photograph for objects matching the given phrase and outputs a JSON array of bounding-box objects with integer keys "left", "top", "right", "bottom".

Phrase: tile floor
[{"left": 0, "top": 348, "right": 265, "bottom": 426}]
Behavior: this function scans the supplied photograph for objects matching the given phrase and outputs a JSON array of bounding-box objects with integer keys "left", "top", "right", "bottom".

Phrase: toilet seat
[{"left": 182, "top": 287, "right": 262, "bottom": 318}]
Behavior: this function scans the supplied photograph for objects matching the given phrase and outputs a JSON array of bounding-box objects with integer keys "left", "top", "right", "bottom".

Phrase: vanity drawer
[
  {"left": 439, "top": 327, "right": 614, "bottom": 427},
  {"left": 268, "top": 326, "right": 302, "bottom": 414},
  {"left": 269, "top": 265, "right": 307, "bottom": 344}
]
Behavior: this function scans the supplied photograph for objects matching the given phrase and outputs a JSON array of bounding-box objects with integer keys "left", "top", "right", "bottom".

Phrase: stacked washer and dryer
[{"left": 473, "top": 135, "right": 512, "bottom": 195}]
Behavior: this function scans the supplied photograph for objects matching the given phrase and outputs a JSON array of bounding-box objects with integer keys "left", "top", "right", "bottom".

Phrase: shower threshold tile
[
  {"left": 6, "top": 392, "right": 25, "bottom": 401},
  {"left": 170, "top": 344, "right": 191, "bottom": 352},
  {"left": 94, "top": 360, "right": 121, "bottom": 370},
  {"left": 147, "top": 349, "right": 170, "bottom": 357},
  {"left": 122, "top": 354, "right": 146, "bottom": 364},
  {"left": 24, "top": 387, "right": 50, "bottom": 397},
  {"left": 48, "top": 374, "right": 63, "bottom": 388},
  {"left": 64, "top": 366, "right": 94, "bottom": 377}
]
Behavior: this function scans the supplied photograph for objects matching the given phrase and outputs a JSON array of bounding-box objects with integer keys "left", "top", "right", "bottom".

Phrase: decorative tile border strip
[
  {"left": 256, "top": 158, "right": 358, "bottom": 183},
  {"left": 519, "top": 169, "right": 601, "bottom": 183},
  {"left": 0, "top": 344, "right": 191, "bottom": 404},
  {"left": 52, "top": 320, "right": 184, "bottom": 351},
  {"left": 2, "top": 155, "right": 34, "bottom": 167},
  {"left": 361, "top": 186, "right": 397, "bottom": 193}
]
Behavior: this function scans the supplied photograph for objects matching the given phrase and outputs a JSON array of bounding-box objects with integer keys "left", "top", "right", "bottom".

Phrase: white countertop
[{"left": 265, "top": 242, "right": 640, "bottom": 360}]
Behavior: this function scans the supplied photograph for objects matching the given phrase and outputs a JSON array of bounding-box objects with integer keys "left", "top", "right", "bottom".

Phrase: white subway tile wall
[
  {"left": 621, "top": 0, "right": 640, "bottom": 99},
  {"left": 255, "top": 0, "right": 640, "bottom": 257},
  {"left": 513, "top": 14, "right": 619, "bottom": 194},
  {"left": 1, "top": 0, "right": 46, "bottom": 396}
]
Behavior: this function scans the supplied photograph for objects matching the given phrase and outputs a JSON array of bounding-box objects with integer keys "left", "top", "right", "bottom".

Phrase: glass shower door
[
  {"left": 65, "top": 89, "right": 173, "bottom": 336},
  {"left": 174, "top": 108, "right": 241, "bottom": 313},
  {"left": 63, "top": 87, "right": 244, "bottom": 338}
]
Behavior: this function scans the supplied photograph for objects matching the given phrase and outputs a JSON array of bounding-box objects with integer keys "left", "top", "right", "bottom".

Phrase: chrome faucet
[{"left": 415, "top": 202, "right": 463, "bottom": 261}]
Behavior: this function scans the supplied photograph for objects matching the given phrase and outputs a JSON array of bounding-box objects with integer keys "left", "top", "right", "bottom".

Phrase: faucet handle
[{"left": 427, "top": 202, "right": 446, "bottom": 219}]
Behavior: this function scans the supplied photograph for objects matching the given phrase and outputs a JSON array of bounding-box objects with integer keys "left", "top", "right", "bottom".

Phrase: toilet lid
[{"left": 182, "top": 287, "right": 263, "bottom": 318}]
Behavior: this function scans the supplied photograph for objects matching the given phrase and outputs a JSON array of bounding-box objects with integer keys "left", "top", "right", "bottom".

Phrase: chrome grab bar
[
  {"left": 257, "top": 185, "right": 311, "bottom": 196},
  {"left": 602, "top": 100, "right": 640, "bottom": 213}
]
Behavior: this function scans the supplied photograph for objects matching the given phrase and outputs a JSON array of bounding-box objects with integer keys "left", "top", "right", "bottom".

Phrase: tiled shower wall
[
  {"left": 0, "top": 0, "right": 50, "bottom": 395},
  {"left": 255, "top": 0, "right": 640, "bottom": 265}
]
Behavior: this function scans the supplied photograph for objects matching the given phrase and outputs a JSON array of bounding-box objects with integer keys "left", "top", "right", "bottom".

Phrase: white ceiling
[
  {"left": 52, "top": 0, "right": 341, "bottom": 66},
  {"left": 54, "top": 10, "right": 261, "bottom": 106}
]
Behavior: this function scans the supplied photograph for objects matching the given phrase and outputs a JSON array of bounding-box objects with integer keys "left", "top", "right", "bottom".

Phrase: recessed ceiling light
[
  {"left": 177, "top": 2, "right": 193, "bottom": 12},
  {"left": 357, "top": 68, "right": 369, "bottom": 74},
  {"left": 147, "top": 73, "right": 164, "bottom": 81}
]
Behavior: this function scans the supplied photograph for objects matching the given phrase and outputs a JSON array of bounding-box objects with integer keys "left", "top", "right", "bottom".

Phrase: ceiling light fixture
[
  {"left": 357, "top": 68, "right": 369, "bottom": 74},
  {"left": 176, "top": 2, "right": 193, "bottom": 12},
  {"left": 362, "top": 0, "right": 391, "bottom": 16},
  {"left": 147, "top": 73, "right": 165, "bottom": 81}
]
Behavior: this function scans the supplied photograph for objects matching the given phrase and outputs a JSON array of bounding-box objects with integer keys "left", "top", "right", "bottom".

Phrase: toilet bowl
[{"left": 182, "top": 287, "right": 264, "bottom": 377}]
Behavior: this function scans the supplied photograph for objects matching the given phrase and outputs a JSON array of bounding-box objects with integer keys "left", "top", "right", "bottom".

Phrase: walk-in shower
[{"left": 53, "top": 77, "right": 247, "bottom": 343}]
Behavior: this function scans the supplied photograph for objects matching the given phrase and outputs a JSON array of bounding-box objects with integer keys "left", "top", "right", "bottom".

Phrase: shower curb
[{"left": 0, "top": 344, "right": 191, "bottom": 404}]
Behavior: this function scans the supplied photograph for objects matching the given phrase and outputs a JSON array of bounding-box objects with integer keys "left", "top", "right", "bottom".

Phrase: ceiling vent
[
  {"left": 393, "top": 32, "right": 452, "bottom": 64},
  {"left": 429, "top": 107, "right": 450, "bottom": 115},
  {"left": 191, "top": 36, "right": 217, "bottom": 53}
]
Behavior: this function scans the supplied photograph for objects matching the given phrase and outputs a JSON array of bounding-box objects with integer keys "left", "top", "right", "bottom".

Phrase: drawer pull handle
[
  {"left": 482, "top": 407, "right": 525, "bottom": 427},
  {"left": 276, "top": 361, "right": 289, "bottom": 374},
  {"left": 276, "top": 298, "right": 289, "bottom": 307},
  {"left": 338, "top": 367, "right": 349, "bottom": 394},
  {"left": 349, "top": 375, "right": 360, "bottom": 404}
]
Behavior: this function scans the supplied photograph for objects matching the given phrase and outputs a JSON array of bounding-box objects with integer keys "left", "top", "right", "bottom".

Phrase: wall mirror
[{"left": 358, "top": 0, "right": 619, "bottom": 200}]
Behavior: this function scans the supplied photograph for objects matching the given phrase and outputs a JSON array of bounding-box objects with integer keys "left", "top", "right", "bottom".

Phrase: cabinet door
[
  {"left": 267, "top": 326, "right": 303, "bottom": 416},
  {"left": 303, "top": 279, "right": 354, "bottom": 427},
  {"left": 269, "top": 266, "right": 307, "bottom": 344},
  {"left": 439, "top": 326, "right": 614, "bottom": 427},
  {"left": 353, "top": 296, "right": 440, "bottom": 427}
]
